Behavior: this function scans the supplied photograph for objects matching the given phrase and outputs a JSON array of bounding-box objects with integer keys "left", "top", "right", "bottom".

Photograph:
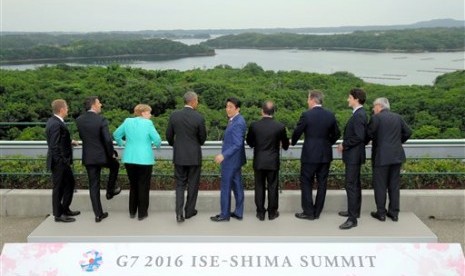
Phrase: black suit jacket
[
  {"left": 291, "top": 106, "right": 341, "bottom": 164},
  {"left": 367, "top": 109, "right": 412, "bottom": 166},
  {"left": 246, "top": 117, "right": 290, "bottom": 170},
  {"left": 166, "top": 107, "right": 207, "bottom": 166},
  {"left": 342, "top": 107, "right": 368, "bottom": 165},
  {"left": 76, "top": 111, "right": 115, "bottom": 166},
  {"left": 45, "top": 115, "right": 73, "bottom": 170}
]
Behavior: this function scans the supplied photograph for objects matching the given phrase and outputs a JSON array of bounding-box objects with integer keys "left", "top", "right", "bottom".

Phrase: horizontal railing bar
[{"left": 2, "top": 139, "right": 465, "bottom": 159}]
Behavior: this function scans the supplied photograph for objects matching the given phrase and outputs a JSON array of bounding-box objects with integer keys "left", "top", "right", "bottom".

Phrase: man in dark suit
[
  {"left": 291, "top": 90, "right": 340, "bottom": 220},
  {"left": 166, "top": 91, "right": 207, "bottom": 223},
  {"left": 246, "top": 101, "right": 289, "bottom": 221},
  {"left": 45, "top": 99, "right": 80, "bottom": 223},
  {"left": 367, "top": 97, "right": 411, "bottom": 222},
  {"left": 337, "top": 88, "right": 368, "bottom": 230},
  {"left": 211, "top": 97, "right": 247, "bottom": 222},
  {"left": 76, "top": 96, "right": 120, "bottom": 223}
]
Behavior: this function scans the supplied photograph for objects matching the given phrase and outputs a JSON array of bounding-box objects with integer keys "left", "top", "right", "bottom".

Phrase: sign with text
[{"left": 1, "top": 243, "right": 464, "bottom": 275}]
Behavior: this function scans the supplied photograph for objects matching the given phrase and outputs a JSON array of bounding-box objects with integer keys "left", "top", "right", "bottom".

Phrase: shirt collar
[
  {"left": 353, "top": 105, "right": 363, "bottom": 114},
  {"left": 54, "top": 114, "right": 64, "bottom": 122},
  {"left": 229, "top": 113, "right": 239, "bottom": 121}
]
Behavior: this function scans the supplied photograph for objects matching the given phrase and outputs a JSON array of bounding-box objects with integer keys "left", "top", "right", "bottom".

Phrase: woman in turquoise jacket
[{"left": 113, "top": 104, "right": 162, "bottom": 220}]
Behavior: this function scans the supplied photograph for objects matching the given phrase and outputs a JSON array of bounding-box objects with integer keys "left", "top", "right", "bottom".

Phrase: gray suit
[{"left": 367, "top": 109, "right": 411, "bottom": 217}]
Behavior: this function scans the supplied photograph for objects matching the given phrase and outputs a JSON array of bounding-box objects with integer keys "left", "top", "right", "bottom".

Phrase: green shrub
[{"left": 1, "top": 156, "right": 463, "bottom": 190}]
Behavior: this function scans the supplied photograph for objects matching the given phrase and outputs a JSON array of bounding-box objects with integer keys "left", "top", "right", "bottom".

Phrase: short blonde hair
[
  {"left": 51, "top": 99, "right": 67, "bottom": 114},
  {"left": 134, "top": 104, "right": 152, "bottom": 116}
]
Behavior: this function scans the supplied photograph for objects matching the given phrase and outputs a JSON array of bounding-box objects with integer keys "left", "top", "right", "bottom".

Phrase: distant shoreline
[
  {"left": 0, "top": 52, "right": 215, "bottom": 65},
  {"left": 206, "top": 46, "right": 465, "bottom": 53}
]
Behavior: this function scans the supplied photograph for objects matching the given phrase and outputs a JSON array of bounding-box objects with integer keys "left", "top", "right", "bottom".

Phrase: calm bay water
[
  {"left": 131, "top": 49, "right": 464, "bottom": 85},
  {"left": 2, "top": 46, "right": 463, "bottom": 85}
]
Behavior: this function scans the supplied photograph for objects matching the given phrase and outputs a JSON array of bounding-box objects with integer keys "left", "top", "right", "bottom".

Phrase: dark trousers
[
  {"left": 175, "top": 165, "right": 201, "bottom": 217},
  {"left": 345, "top": 164, "right": 362, "bottom": 222},
  {"left": 373, "top": 164, "right": 401, "bottom": 216},
  {"left": 254, "top": 169, "right": 279, "bottom": 216},
  {"left": 51, "top": 163, "right": 75, "bottom": 217},
  {"left": 300, "top": 162, "right": 330, "bottom": 218},
  {"left": 125, "top": 163, "right": 153, "bottom": 218},
  {"left": 220, "top": 166, "right": 244, "bottom": 218},
  {"left": 85, "top": 158, "right": 120, "bottom": 217}
]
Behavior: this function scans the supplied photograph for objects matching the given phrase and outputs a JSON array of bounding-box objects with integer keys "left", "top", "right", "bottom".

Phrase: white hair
[{"left": 373, "top": 97, "right": 390, "bottom": 110}]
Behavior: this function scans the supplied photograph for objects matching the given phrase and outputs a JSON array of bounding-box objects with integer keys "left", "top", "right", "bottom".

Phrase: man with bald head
[{"left": 246, "top": 101, "right": 289, "bottom": 221}]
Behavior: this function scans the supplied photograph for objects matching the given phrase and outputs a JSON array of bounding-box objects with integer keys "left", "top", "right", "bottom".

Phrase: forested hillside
[
  {"left": 202, "top": 28, "right": 465, "bottom": 52},
  {"left": 0, "top": 38, "right": 214, "bottom": 64},
  {"left": 0, "top": 64, "right": 463, "bottom": 140}
]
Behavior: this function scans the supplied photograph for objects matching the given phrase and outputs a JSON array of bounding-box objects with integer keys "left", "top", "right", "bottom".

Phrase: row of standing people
[
  {"left": 45, "top": 89, "right": 411, "bottom": 229},
  {"left": 46, "top": 98, "right": 160, "bottom": 223}
]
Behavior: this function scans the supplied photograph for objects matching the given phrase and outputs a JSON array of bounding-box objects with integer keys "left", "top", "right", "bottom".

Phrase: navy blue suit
[
  {"left": 341, "top": 107, "right": 367, "bottom": 222},
  {"left": 219, "top": 114, "right": 246, "bottom": 218},
  {"left": 45, "top": 115, "right": 76, "bottom": 217},
  {"left": 291, "top": 106, "right": 340, "bottom": 218}
]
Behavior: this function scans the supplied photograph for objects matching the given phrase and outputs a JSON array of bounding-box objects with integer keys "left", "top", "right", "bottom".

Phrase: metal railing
[{"left": 1, "top": 139, "right": 464, "bottom": 160}]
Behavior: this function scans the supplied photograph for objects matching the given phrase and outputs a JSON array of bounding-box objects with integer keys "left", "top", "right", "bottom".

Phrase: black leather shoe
[
  {"left": 130, "top": 213, "right": 136, "bottom": 219},
  {"left": 370, "top": 211, "right": 386, "bottom": 221},
  {"left": 268, "top": 211, "right": 280, "bottom": 220},
  {"left": 138, "top": 215, "right": 148, "bottom": 221},
  {"left": 106, "top": 187, "right": 122, "bottom": 200},
  {"left": 387, "top": 213, "right": 399, "bottom": 222},
  {"left": 256, "top": 213, "right": 265, "bottom": 221},
  {"left": 338, "top": 210, "right": 360, "bottom": 218},
  {"left": 185, "top": 210, "right": 198, "bottom": 219},
  {"left": 54, "top": 215, "right": 76, "bottom": 223},
  {"left": 230, "top": 213, "right": 243, "bottom": 220},
  {"left": 176, "top": 215, "right": 185, "bottom": 223},
  {"left": 95, "top": 212, "right": 108, "bottom": 223},
  {"left": 295, "top": 212, "right": 315, "bottom": 220},
  {"left": 339, "top": 219, "right": 358, "bottom": 230},
  {"left": 210, "top": 215, "right": 230, "bottom": 222},
  {"left": 64, "top": 210, "right": 81, "bottom": 216}
]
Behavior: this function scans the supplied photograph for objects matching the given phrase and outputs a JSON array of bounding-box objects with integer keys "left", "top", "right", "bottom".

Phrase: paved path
[
  {"left": 27, "top": 212, "right": 436, "bottom": 243},
  {"left": 1, "top": 215, "right": 463, "bottom": 253}
]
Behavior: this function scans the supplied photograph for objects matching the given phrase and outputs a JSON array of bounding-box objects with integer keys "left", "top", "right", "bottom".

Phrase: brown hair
[
  {"left": 134, "top": 104, "right": 152, "bottom": 116},
  {"left": 349, "top": 88, "right": 366, "bottom": 105},
  {"left": 308, "top": 90, "right": 324, "bottom": 104}
]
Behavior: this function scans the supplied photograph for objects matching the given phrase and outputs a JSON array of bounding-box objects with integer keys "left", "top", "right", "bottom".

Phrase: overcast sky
[{"left": 1, "top": 0, "right": 464, "bottom": 32}]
